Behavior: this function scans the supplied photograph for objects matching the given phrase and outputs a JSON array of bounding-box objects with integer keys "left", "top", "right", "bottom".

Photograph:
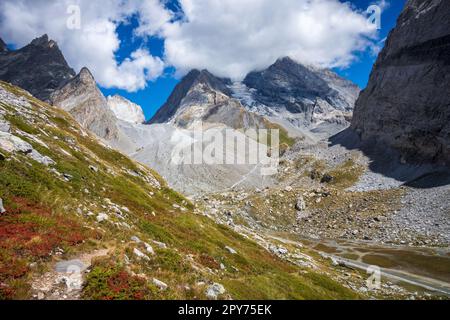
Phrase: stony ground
[
  {"left": 195, "top": 194, "right": 447, "bottom": 299},
  {"left": 391, "top": 184, "right": 450, "bottom": 245},
  {"left": 193, "top": 136, "right": 450, "bottom": 298},
  {"left": 30, "top": 248, "right": 110, "bottom": 300},
  {"left": 277, "top": 139, "right": 450, "bottom": 247}
]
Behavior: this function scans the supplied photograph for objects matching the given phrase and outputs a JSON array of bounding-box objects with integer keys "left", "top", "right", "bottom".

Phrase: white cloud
[
  {"left": 134, "top": 0, "right": 173, "bottom": 37},
  {"left": 160, "top": 0, "right": 379, "bottom": 80},
  {"left": 0, "top": 0, "right": 167, "bottom": 92},
  {"left": 0, "top": 0, "right": 381, "bottom": 86},
  {"left": 374, "top": 0, "right": 390, "bottom": 11}
]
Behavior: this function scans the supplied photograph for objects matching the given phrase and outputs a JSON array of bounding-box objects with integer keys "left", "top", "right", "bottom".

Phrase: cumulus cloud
[
  {"left": 0, "top": 0, "right": 167, "bottom": 91},
  {"left": 161, "top": 0, "right": 379, "bottom": 79},
  {"left": 0, "top": 0, "right": 381, "bottom": 86}
]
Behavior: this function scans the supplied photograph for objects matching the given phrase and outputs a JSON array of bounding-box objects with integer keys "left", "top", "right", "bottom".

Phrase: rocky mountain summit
[
  {"left": 148, "top": 69, "right": 268, "bottom": 130},
  {"left": 240, "top": 57, "right": 360, "bottom": 128},
  {"left": 50, "top": 67, "right": 118, "bottom": 140},
  {"left": 149, "top": 70, "right": 231, "bottom": 125},
  {"left": 107, "top": 95, "right": 145, "bottom": 124},
  {"left": 0, "top": 35, "right": 76, "bottom": 101},
  {"left": 351, "top": 0, "right": 450, "bottom": 166}
]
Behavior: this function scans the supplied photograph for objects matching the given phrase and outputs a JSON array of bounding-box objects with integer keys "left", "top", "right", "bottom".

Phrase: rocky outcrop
[
  {"left": 107, "top": 95, "right": 145, "bottom": 124},
  {"left": 0, "top": 34, "right": 76, "bottom": 101},
  {"left": 0, "top": 38, "right": 7, "bottom": 53},
  {"left": 0, "top": 131, "right": 56, "bottom": 166},
  {"left": 351, "top": 0, "right": 450, "bottom": 166},
  {"left": 241, "top": 57, "right": 360, "bottom": 127},
  {"left": 50, "top": 68, "right": 118, "bottom": 140},
  {"left": 0, "top": 85, "right": 55, "bottom": 166}
]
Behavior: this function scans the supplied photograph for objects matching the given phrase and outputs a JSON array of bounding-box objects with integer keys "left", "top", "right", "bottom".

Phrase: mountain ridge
[
  {"left": 50, "top": 67, "right": 119, "bottom": 140},
  {"left": 0, "top": 34, "right": 76, "bottom": 101},
  {"left": 148, "top": 57, "right": 360, "bottom": 138}
]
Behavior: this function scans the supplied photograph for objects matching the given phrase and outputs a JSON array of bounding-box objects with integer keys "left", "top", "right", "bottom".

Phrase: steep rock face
[
  {"left": 149, "top": 70, "right": 231, "bottom": 124},
  {"left": 50, "top": 68, "right": 118, "bottom": 140},
  {"left": 351, "top": 0, "right": 450, "bottom": 165},
  {"left": 148, "top": 70, "right": 267, "bottom": 130},
  {"left": 107, "top": 95, "right": 145, "bottom": 124},
  {"left": 0, "top": 34, "right": 75, "bottom": 101},
  {"left": 0, "top": 38, "right": 7, "bottom": 52},
  {"left": 241, "top": 57, "right": 360, "bottom": 127}
]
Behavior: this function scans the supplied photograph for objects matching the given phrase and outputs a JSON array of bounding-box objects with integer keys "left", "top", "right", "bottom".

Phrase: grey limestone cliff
[
  {"left": 351, "top": 0, "right": 450, "bottom": 166},
  {"left": 242, "top": 57, "right": 360, "bottom": 128},
  {"left": 50, "top": 67, "right": 118, "bottom": 140}
]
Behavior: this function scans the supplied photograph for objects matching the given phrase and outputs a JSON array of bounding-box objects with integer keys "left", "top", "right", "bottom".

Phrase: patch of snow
[{"left": 228, "top": 81, "right": 257, "bottom": 106}]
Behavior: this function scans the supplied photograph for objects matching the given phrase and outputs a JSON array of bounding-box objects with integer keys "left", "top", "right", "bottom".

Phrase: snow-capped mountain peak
[{"left": 107, "top": 95, "right": 146, "bottom": 124}]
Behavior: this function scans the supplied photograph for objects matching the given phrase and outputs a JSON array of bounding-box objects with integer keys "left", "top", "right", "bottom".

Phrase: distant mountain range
[
  {"left": 0, "top": 35, "right": 142, "bottom": 140},
  {"left": 149, "top": 57, "right": 360, "bottom": 138},
  {"left": 1, "top": 0, "right": 449, "bottom": 172},
  {"left": 0, "top": 33, "right": 360, "bottom": 142}
]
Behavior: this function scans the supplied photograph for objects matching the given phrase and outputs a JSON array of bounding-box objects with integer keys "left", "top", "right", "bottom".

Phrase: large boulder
[{"left": 205, "top": 283, "right": 226, "bottom": 300}]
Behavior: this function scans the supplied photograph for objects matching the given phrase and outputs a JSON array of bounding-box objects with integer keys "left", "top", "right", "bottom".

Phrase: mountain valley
[{"left": 0, "top": 0, "right": 449, "bottom": 301}]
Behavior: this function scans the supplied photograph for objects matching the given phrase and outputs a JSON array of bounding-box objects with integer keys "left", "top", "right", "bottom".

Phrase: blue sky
[{"left": 100, "top": 13, "right": 179, "bottom": 120}]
